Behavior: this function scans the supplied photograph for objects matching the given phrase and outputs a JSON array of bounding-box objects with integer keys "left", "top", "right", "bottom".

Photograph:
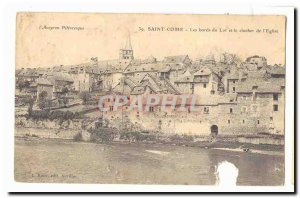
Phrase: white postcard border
[{"left": 1, "top": 1, "right": 295, "bottom": 193}]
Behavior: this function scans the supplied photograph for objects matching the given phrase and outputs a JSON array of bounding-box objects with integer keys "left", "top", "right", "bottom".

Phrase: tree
[
  {"left": 17, "top": 79, "right": 30, "bottom": 92},
  {"left": 79, "top": 91, "right": 91, "bottom": 104},
  {"left": 38, "top": 91, "right": 51, "bottom": 110},
  {"left": 38, "top": 98, "right": 52, "bottom": 110},
  {"left": 23, "top": 97, "right": 35, "bottom": 115},
  {"left": 220, "top": 52, "right": 241, "bottom": 65},
  {"left": 38, "top": 91, "right": 48, "bottom": 100}
]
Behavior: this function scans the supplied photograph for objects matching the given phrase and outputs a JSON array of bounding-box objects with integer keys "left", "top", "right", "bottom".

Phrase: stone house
[
  {"left": 69, "top": 64, "right": 103, "bottom": 92},
  {"left": 36, "top": 78, "right": 54, "bottom": 101},
  {"left": 174, "top": 67, "right": 221, "bottom": 96},
  {"left": 235, "top": 78, "right": 285, "bottom": 134}
]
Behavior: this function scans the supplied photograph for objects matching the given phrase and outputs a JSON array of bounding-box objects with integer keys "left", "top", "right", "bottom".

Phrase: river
[{"left": 14, "top": 138, "right": 284, "bottom": 185}]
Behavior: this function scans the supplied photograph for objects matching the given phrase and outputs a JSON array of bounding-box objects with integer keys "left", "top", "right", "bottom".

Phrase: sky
[{"left": 16, "top": 13, "right": 286, "bottom": 69}]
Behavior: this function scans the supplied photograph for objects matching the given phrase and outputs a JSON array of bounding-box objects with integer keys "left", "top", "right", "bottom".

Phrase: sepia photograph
[{"left": 9, "top": 10, "right": 294, "bottom": 192}]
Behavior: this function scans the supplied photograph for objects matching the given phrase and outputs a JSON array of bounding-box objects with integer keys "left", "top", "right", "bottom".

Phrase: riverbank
[{"left": 15, "top": 127, "right": 284, "bottom": 156}]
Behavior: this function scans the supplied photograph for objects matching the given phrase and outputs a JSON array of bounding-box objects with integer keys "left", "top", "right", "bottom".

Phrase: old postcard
[{"left": 15, "top": 12, "right": 288, "bottom": 187}]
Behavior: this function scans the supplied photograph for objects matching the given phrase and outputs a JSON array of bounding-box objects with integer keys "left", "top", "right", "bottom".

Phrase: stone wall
[
  {"left": 15, "top": 116, "right": 82, "bottom": 130},
  {"left": 102, "top": 99, "right": 284, "bottom": 136}
]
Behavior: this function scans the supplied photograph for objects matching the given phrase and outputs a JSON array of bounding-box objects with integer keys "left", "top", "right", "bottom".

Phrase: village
[{"left": 15, "top": 36, "right": 286, "bottom": 138}]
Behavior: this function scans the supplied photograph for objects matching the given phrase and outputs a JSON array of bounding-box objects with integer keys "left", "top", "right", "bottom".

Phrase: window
[
  {"left": 233, "top": 80, "right": 235, "bottom": 84},
  {"left": 109, "top": 106, "right": 113, "bottom": 111},
  {"left": 191, "top": 84, "right": 195, "bottom": 94},
  {"left": 242, "top": 120, "right": 245, "bottom": 124},
  {"left": 204, "top": 107, "right": 210, "bottom": 114},
  {"left": 257, "top": 120, "right": 260, "bottom": 125},
  {"left": 203, "top": 83, "right": 207, "bottom": 88},
  {"left": 149, "top": 106, "right": 154, "bottom": 112},
  {"left": 228, "top": 120, "right": 231, "bottom": 124},
  {"left": 273, "top": 94, "right": 279, "bottom": 101},
  {"left": 273, "top": 105, "right": 278, "bottom": 111},
  {"left": 230, "top": 108, "right": 233, "bottom": 113},
  {"left": 232, "top": 87, "right": 236, "bottom": 93}
]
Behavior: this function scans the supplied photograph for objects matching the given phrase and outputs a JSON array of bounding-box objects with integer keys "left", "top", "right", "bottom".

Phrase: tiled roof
[
  {"left": 164, "top": 79, "right": 181, "bottom": 95},
  {"left": 266, "top": 66, "right": 285, "bottom": 75},
  {"left": 193, "top": 68, "right": 212, "bottom": 76},
  {"left": 160, "top": 66, "right": 171, "bottom": 73},
  {"left": 131, "top": 86, "right": 147, "bottom": 95},
  {"left": 124, "top": 63, "right": 162, "bottom": 73},
  {"left": 124, "top": 78, "right": 137, "bottom": 89},
  {"left": 245, "top": 70, "right": 266, "bottom": 79},
  {"left": 44, "top": 72, "right": 74, "bottom": 82},
  {"left": 174, "top": 76, "right": 193, "bottom": 83},
  {"left": 18, "top": 69, "right": 39, "bottom": 77},
  {"left": 36, "top": 78, "right": 53, "bottom": 86},
  {"left": 97, "top": 59, "right": 131, "bottom": 71},
  {"left": 246, "top": 55, "right": 267, "bottom": 62},
  {"left": 131, "top": 73, "right": 181, "bottom": 95},
  {"left": 163, "top": 55, "right": 188, "bottom": 63},
  {"left": 236, "top": 78, "right": 284, "bottom": 93}
]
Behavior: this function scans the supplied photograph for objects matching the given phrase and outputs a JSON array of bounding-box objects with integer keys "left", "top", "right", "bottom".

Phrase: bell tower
[{"left": 119, "top": 33, "right": 134, "bottom": 60}]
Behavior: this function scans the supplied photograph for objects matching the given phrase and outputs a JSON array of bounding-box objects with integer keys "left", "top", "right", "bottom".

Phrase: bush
[
  {"left": 28, "top": 109, "right": 80, "bottom": 121},
  {"left": 182, "top": 134, "right": 194, "bottom": 142},
  {"left": 119, "top": 131, "right": 156, "bottom": 142},
  {"left": 38, "top": 98, "right": 52, "bottom": 110},
  {"left": 31, "top": 134, "right": 39, "bottom": 138},
  {"left": 25, "top": 133, "right": 39, "bottom": 138},
  {"left": 169, "top": 134, "right": 181, "bottom": 141},
  {"left": 48, "top": 110, "right": 79, "bottom": 120},
  {"left": 169, "top": 134, "right": 194, "bottom": 143},
  {"left": 64, "top": 111, "right": 75, "bottom": 120},
  {"left": 49, "top": 110, "right": 64, "bottom": 120},
  {"left": 28, "top": 110, "right": 50, "bottom": 120},
  {"left": 89, "top": 128, "right": 115, "bottom": 142}
]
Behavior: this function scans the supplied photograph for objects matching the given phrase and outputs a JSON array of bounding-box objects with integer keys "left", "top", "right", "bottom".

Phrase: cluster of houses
[{"left": 15, "top": 37, "right": 285, "bottom": 136}]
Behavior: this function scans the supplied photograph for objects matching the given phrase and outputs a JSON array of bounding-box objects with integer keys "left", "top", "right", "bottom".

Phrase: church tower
[{"left": 119, "top": 33, "right": 134, "bottom": 60}]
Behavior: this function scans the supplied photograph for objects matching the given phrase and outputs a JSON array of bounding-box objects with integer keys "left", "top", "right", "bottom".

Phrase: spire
[
  {"left": 124, "top": 31, "right": 132, "bottom": 50},
  {"left": 119, "top": 30, "right": 134, "bottom": 60}
]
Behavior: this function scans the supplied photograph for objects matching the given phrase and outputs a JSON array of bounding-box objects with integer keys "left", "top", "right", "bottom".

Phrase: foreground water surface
[{"left": 15, "top": 138, "right": 284, "bottom": 185}]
